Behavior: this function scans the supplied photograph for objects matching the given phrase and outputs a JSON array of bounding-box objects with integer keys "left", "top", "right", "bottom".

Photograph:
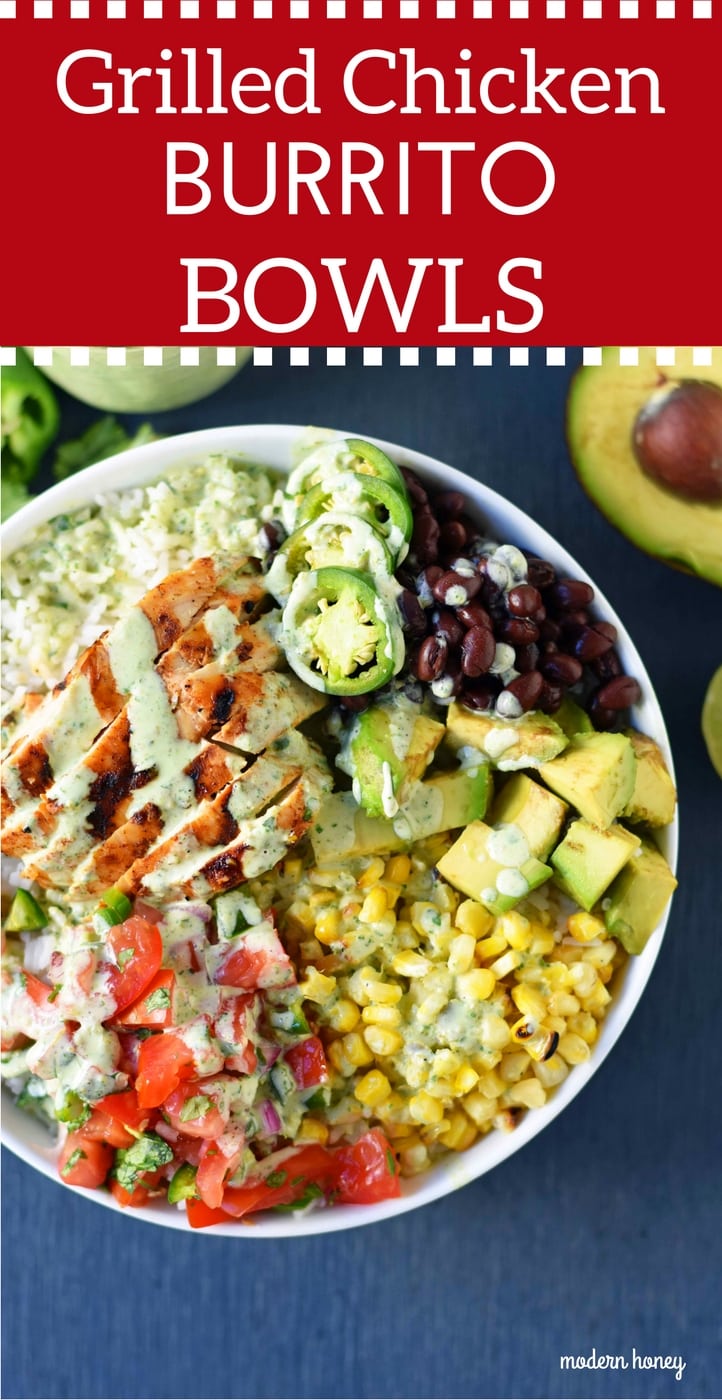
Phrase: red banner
[{"left": 1, "top": 4, "right": 720, "bottom": 344}]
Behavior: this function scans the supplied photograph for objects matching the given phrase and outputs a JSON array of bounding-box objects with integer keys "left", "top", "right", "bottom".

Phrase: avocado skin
[
  {"left": 566, "top": 346, "right": 722, "bottom": 587},
  {"left": 605, "top": 838, "right": 677, "bottom": 953}
]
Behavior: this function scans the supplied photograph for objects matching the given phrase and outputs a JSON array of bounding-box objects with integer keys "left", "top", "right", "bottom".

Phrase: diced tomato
[
  {"left": 59, "top": 1131, "right": 113, "bottom": 1189},
  {"left": 163, "top": 1079, "right": 228, "bottom": 1139},
  {"left": 116, "top": 1031, "right": 146, "bottom": 1078},
  {"left": 82, "top": 1110, "right": 136, "bottom": 1150},
  {"left": 105, "top": 916, "right": 163, "bottom": 1013},
  {"left": 133, "top": 900, "right": 164, "bottom": 925},
  {"left": 213, "top": 992, "right": 258, "bottom": 1074},
  {"left": 23, "top": 971, "right": 53, "bottom": 1007},
  {"left": 186, "top": 1198, "right": 232, "bottom": 1229},
  {"left": 112, "top": 969, "right": 175, "bottom": 1028},
  {"left": 285, "top": 1035, "right": 328, "bottom": 1090},
  {"left": 96, "top": 1088, "right": 149, "bottom": 1134},
  {"left": 331, "top": 1129, "right": 401, "bottom": 1205},
  {"left": 110, "top": 1166, "right": 164, "bottom": 1209},
  {"left": 135, "top": 1031, "right": 195, "bottom": 1109},
  {"left": 196, "top": 1138, "right": 245, "bottom": 1210},
  {"left": 222, "top": 1145, "right": 335, "bottom": 1218},
  {"left": 214, "top": 928, "right": 294, "bottom": 991}
]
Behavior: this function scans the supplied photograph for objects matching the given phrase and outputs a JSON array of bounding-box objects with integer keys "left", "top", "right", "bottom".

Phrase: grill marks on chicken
[{"left": 1, "top": 557, "right": 330, "bottom": 899}]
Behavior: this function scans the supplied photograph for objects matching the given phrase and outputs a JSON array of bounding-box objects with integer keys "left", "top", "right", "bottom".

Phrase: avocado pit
[{"left": 632, "top": 378, "right": 722, "bottom": 503}]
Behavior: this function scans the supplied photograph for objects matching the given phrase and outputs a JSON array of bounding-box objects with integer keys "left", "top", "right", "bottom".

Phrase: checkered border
[
  {"left": 0, "top": 0, "right": 714, "bottom": 16},
  {"left": 0, "top": 346, "right": 716, "bottom": 368}
]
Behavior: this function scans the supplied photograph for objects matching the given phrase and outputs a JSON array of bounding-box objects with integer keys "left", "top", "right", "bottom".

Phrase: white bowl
[{"left": 1, "top": 424, "right": 678, "bottom": 1236}]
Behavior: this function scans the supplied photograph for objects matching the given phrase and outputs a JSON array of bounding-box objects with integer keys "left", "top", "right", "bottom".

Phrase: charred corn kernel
[
  {"left": 297, "top": 1117, "right": 330, "bottom": 1145},
  {"left": 582, "top": 981, "right": 612, "bottom": 1015},
  {"left": 391, "top": 950, "right": 432, "bottom": 977},
  {"left": 408, "top": 1090, "right": 444, "bottom": 1125},
  {"left": 325, "top": 997, "right": 360, "bottom": 1033},
  {"left": 440, "top": 1109, "right": 477, "bottom": 1151},
  {"left": 568, "top": 962, "right": 597, "bottom": 997},
  {"left": 499, "top": 1051, "right": 529, "bottom": 1083},
  {"left": 362, "top": 1004, "right": 402, "bottom": 1028},
  {"left": 568, "top": 1011, "right": 599, "bottom": 1044},
  {"left": 456, "top": 968, "right": 496, "bottom": 1001},
  {"left": 399, "top": 1143, "right": 429, "bottom": 1175},
  {"left": 283, "top": 857, "right": 304, "bottom": 882},
  {"left": 341, "top": 900, "right": 362, "bottom": 920},
  {"left": 298, "top": 967, "right": 337, "bottom": 1003},
  {"left": 476, "top": 932, "right": 508, "bottom": 960},
  {"left": 533, "top": 1052, "right": 569, "bottom": 1088},
  {"left": 529, "top": 930, "right": 556, "bottom": 956},
  {"left": 448, "top": 933, "right": 476, "bottom": 975},
  {"left": 463, "top": 1091, "right": 498, "bottom": 1128},
  {"left": 453, "top": 1063, "right": 479, "bottom": 1095},
  {"left": 494, "top": 1108, "right": 521, "bottom": 1132},
  {"left": 363, "top": 1025, "right": 404, "bottom": 1057},
  {"left": 385, "top": 854, "right": 411, "bottom": 884},
  {"left": 568, "top": 911, "right": 606, "bottom": 943},
  {"left": 362, "top": 978, "right": 402, "bottom": 1005},
  {"left": 358, "top": 856, "right": 385, "bottom": 888},
  {"left": 455, "top": 899, "right": 494, "bottom": 940},
  {"left": 343, "top": 1031, "right": 375, "bottom": 1067},
  {"left": 354, "top": 1069, "right": 391, "bottom": 1108},
  {"left": 489, "top": 949, "right": 522, "bottom": 979},
  {"left": 309, "top": 889, "right": 335, "bottom": 909},
  {"left": 376, "top": 1090, "right": 407, "bottom": 1123},
  {"left": 328, "top": 1041, "right": 353, "bottom": 1076},
  {"left": 506, "top": 1077, "right": 547, "bottom": 1109},
  {"left": 558, "top": 1032, "right": 591, "bottom": 1065},
  {"left": 314, "top": 910, "right": 341, "bottom": 945},
  {"left": 582, "top": 941, "right": 616, "bottom": 968},
  {"left": 497, "top": 912, "right": 532, "bottom": 951},
  {"left": 548, "top": 990, "right": 581, "bottom": 1017},
  {"left": 512, "top": 984, "right": 547, "bottom": 1021},
  {"left": 478, "top": 1068, "right": 506, "bottom": 1099},
  {"left": 481, "top": 1012, "right": 512, "bottom": 1050},
  {"left": 359, "top": 888, "right": 388, "bottom": 924}
]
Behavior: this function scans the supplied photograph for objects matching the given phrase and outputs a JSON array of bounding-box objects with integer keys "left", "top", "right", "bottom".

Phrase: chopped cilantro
[
  {"left": 116, "top": 947, "right": 134, "bottom": 971},
  {"left": 61, "top": 1148, "right": 87, "bottom": 1177},
  {"left": 385, "top": 1149, "right": 397, "bottom": 1176},
  {"left": 266, "top": 1169, "right": 288, "bottom": 1188},
  {"left": 47, "top": 984, "right": 61, "bottom": 1002},
  {"left": 274, "top": 1183, "right": 324, "bottom": 1212},
  {"left": 144, "top": 987, "right": 171, "bottom": 1013},
  {"left": 179, "top": 1095, "right": 211, "bottom": 1123},
  {"left": 114, "top": 1133, "right": 173, "bottom": 1193}
]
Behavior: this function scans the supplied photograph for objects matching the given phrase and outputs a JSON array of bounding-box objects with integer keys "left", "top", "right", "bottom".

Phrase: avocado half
[{"left": 567, "top": 347, "right": 722, "bottom": 587}]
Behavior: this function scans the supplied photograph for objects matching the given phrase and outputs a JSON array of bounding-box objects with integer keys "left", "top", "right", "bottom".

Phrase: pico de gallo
[{"left": 1, "top": 885, "right": 400, "bottom": 1226}]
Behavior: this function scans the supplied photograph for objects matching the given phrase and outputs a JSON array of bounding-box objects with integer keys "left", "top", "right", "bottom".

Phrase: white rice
[{"left": 1, "top": 453, "right": 278, "bottom": 739}]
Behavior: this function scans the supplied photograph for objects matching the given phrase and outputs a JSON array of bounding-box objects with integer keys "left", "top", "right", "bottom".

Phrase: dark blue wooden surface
[{"left": 2, "top": 350, "right": 721, "bottom": 1400}]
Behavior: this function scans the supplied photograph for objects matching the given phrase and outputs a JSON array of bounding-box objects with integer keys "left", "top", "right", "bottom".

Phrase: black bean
[
  {"left": 547, "top": 579, "right": 595, "bottom": 610},
  {"left": 539, "top": 619, "right": 562, "bottom": 644},
  {"left": 439, "top": 520, "right": 468, "bottom": 555},
  {"left": 507, "top": 584, "right": 543, "bottom": 617},
  {"left": 526, "top": 557, "right": 556, "bottom": 590},
  {"left": 398, "top": 589, "right": 428, "bottom": 637},
  {"left": 540, "top": 652, "right": 584, "bottom": 686},
  {"left": 568, "top": 624, "right": 615, "bottom": 662},
  {"left": 433, "top": 608, "right": 464, "bottom": 648},
  {"left": 588, "top": 693, "right": 618, "bottom": 730},
  {"left": 457, "top": 601, "right": 493, "bottom": 631},
  {"left": 595, "top": 621, "right": 618, "bottom": 645},
  {"left": 432, "top": 570, "right": 482, "bottom": 607},
  {"left": 597, "top": 675, "right": 642, "bottom": 710},
  {"left": 339, "top": 694, "right": 372, "bottom": 713},
  {"left": 591, "top": 648, "right": 623, "bottom": 682},
  {"left": 436, "top": 659, "right": 464, "bottom": 697},
  {"left": 433, "top": 489, "right": 466, "bottom": 519},
  {"left": 416, "top": 565, "right": 443, "bottom": 606},
  {"left": 538, "top": 681, "right": 564, "bottom": 714},
  {"left": 461, "top": 626, "right": 496, "bottom": 677},
  {"left": 559, "top": 609, "right": 590, "bottom": 632},
  {"left": 499, "top": 617, "right": 540, "bottom": 646},
  {"left": 258, "top": 520, "right": 286, "bottom": 553},
  {"left": 506, "top": 671, "right": 544, "bottom": 711},
  {"left": 514, "top": 642, "right": 540, "bottom": 674},
  {"left": 401, "top": 468, "right": 429, "bottom": 506},
  {"left": 416, "top": 635, "right": 448, "bottom": 681},
  {"left": 461, "top": 678, "right": 499, "bottom": 711},
  {"left": 411, "top": 512, "right": 440, "bottom": 566}
]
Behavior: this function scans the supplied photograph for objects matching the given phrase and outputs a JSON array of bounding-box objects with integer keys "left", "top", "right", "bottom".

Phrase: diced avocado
[
  {"left": 311, "top": 765, "right": 491, "bottom": 862},
  {"left": 446, "top": 702, "right": 568, "bottom": 769},
  {"left": 623, "top": 729, "right": 677, "bottom": 828},
  {"left": 491, "top": 774, "right": 568, "bottom": 860},
  {"left": 437, "top": 820, "right": 551, "bottom": 915},
  {"left": 551, "top": 819, "right": 639, "bottom": 911},
  {"left": 604, "top": 838, "right": 677, "bottom": 954},
  {"left": 539, "top": 732, "right": 636, "bottom": 829},
  {"left": 554, "top": 695, "right": 594, "bottom": 739},
  {"left": 4, "top": 889, "right": 46, "bottom": 932},
  {"left": 349, "top": 704, "right": 445, "bottom": 818}
]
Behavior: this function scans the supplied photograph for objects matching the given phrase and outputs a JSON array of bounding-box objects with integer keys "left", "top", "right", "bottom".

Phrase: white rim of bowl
[{"left": 1, "top": 424, "right": 678, "bottom": 1237}]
